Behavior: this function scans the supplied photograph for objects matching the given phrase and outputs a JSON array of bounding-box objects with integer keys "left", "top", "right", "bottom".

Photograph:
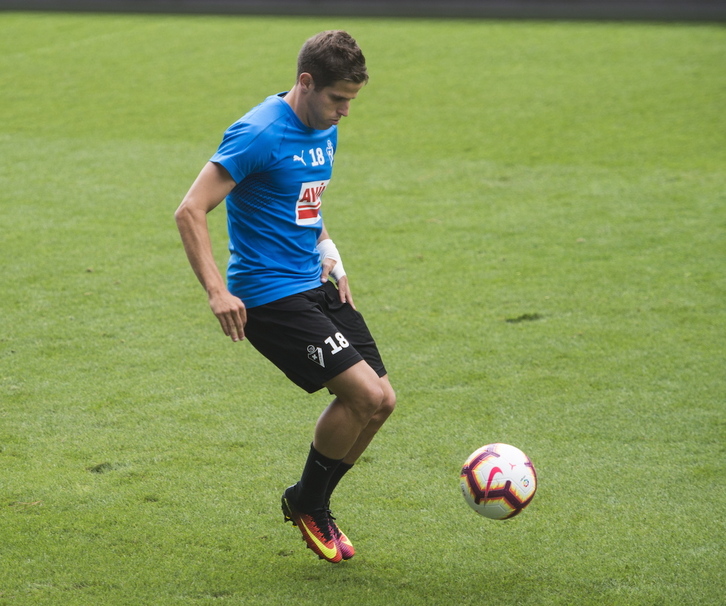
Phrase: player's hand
[
  {"left": 209, "top": 290, "right": 247, "bottom": 342},
  {"left": 335, "top": 275, "right": 356, "bottom": 310},
  {"left": 320, "top": 257, "right": 336, "bottom": 284},
  {"left": 320, "top": 259, "right": 356, "bottom": 310}
]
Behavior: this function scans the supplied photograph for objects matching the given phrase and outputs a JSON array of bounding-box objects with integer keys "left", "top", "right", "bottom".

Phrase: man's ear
[{"left": 299, "top": 72, "right": 315, "bottom": 92}]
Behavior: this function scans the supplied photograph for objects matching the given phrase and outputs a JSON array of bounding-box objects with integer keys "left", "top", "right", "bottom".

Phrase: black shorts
[{"left": 244, "top": 281, "right": 387, "bottom": 394}]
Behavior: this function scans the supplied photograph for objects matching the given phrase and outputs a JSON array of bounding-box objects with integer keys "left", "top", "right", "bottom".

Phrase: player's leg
[
  {"left": 246, "top": 285, "right": 393, "bottom": 561},
  {"left": 336, "top": 373, "right": 395, "bottom": 465},
  {"left": 245, "top": 290, "right": 363, "bottom": 562},
  {"left": 315, "top": 280, "right": 395, "bottom": 462},
  {"left": 321, "top": 376, "right": 394, "bottom": 509},
  {"left": 316, "top": 373, "right": 395, "bottom": 560},
  {"left": 288, "top": 362, "right": 395, "bottom": 560},
  {"left": 291, "top": 360, "right": 388, "bottom": 513},
  {"left": 314, "top": 361, "right": 390, "bottom": 459},
  {"left": 304, "top": 365, "right": 394, "bottom": 560}
]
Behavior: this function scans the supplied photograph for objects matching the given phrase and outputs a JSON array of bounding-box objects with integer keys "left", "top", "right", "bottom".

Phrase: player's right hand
[{"left": 209, "top": 290, "right": 247, "bottom": 342}]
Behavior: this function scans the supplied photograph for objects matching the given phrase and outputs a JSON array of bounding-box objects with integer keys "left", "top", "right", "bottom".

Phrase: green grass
[{"left": 1, "top": 11, "right": 725, "bottom": 605}]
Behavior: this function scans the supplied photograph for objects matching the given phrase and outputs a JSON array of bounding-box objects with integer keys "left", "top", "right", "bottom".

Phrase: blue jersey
[{"left": 211, "top": 93, "right": 337, "bottom": 308}]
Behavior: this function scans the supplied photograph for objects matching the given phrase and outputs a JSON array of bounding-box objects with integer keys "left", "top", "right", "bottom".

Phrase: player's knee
[
  {"left": 357, "top": 381, "right": 386, "bottom": 420},
  {"left": 337, "top": 379, "right": 382, "bottom": 424},
  {"left": 377, "top": 383, "right": 396, "bottom": 420},
  {"left": 329, "top": 363, "right": 393, "bottom": 423},
  {"left": 361, "top": 380, "right": 395, "bottom": 429}
]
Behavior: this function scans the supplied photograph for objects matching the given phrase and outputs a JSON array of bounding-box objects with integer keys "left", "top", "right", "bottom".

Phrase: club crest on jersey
[
  {"left": 326, "top": 140, "right": 335, "bottom": 165},
  {"left": 307, "top": 344, "right": 325, "bottom": 367},
  {"left": 296, "top": 180, "right": 328, "bottom": 226}
]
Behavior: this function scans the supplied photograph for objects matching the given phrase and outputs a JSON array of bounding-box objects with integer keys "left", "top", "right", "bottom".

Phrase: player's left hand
[
  {"left": 335, "top": 275, "right": 356, "bottom": 310},
  {"left": 320, "top": 257, "right": 337, "bottom": 284}
]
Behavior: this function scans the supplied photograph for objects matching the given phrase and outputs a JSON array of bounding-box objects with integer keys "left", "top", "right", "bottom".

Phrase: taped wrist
[{"left": 316, "top": 238, "right": 346, "bottom": 280}]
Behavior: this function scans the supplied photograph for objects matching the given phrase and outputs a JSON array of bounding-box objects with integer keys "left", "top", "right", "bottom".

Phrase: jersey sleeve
[{"left": 210, "top": 120, "right": 274, "bottom": 184}]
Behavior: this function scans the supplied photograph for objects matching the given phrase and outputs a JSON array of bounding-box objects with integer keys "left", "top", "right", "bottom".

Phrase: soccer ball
[{"left": 460, "top": 443, "right": 537, "bottom": 520}]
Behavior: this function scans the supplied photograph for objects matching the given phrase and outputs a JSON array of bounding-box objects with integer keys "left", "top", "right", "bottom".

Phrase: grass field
[{"left": 1, "top": 11, "right": 724, "bottom": 605}]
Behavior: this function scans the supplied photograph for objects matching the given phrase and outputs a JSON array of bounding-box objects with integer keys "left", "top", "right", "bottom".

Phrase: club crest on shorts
[{"left": 307, "top": 344, "right": 325, "bottom": 367}]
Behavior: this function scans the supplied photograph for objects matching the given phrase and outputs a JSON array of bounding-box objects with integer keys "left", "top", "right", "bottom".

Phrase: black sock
[
  {"left": 295, "top": 444, "right": 342, "bottom": 513},
  {"left": 326, "top": 462, "right": 354, "bottom": 505}
]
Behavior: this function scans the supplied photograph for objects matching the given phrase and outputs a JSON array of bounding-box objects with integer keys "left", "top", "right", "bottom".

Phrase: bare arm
[{"left": 175, "top": 161, "right": 247, "bottom": 341}]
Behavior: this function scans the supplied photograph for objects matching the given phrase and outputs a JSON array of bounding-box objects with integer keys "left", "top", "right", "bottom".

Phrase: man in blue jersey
[{"left": 175, "top": 31, "right": 395, "bottom": 563}]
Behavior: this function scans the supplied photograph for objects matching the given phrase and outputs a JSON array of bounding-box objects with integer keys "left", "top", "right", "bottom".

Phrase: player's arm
[
  {"left": 175, "top": 161, "right": 247, "bottom": 342},
  {"left": 317, "top": 225, "right": 356, "bottom": 310}
]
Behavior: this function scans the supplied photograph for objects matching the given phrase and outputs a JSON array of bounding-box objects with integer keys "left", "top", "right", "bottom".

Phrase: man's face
[{"left": 304, "top": 79, "right": 365, "bottom": 130}]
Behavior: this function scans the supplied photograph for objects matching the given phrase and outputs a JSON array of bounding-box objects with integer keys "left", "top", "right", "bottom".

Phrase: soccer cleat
[
  {"left": 281, "top": 486, "right": 342, "bottom": 563},
  {"left": 327, "top": 508, "right": 355, "bottom": 560}
]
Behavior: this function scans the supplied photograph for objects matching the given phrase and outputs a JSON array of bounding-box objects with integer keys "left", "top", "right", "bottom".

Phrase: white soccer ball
[{"left": 460, "top": 443, "right": 538, "bottom": 520}]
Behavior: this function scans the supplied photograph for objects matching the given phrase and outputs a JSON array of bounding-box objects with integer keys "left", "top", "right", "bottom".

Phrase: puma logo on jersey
[
  {"left": 296, "top": 180, "right": 329, "bottom": 226},
  {"left": 293, "top": 150, "right": 307, "bottom": 165}
]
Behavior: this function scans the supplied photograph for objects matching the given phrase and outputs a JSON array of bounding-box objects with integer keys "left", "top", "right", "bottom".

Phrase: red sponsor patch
[{"left": 296, "top": 180, "right": 328, "bottom": 225}]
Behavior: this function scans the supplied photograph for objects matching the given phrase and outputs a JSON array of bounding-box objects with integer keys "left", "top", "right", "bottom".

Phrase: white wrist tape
[{"left": 316, "top": 238, "right": 346, "bottom": 280}]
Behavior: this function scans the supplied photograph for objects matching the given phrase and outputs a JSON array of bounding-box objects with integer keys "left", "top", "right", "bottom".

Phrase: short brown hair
[{"left": 297, "top": 30, "right": 369, "bottom": 90}]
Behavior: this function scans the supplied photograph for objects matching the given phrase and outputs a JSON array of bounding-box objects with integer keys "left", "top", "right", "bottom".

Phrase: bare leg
[
  {"left": 339, "top": 375, "right": 395, "bottom": 464},
  {"left": 314, "top": 362, "right": 396, "bottom": 461}
]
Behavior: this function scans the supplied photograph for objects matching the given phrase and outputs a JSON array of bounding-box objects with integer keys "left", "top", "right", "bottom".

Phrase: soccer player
[{"left": 174, "top": 31, "right": 395, "bottom": 563}]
